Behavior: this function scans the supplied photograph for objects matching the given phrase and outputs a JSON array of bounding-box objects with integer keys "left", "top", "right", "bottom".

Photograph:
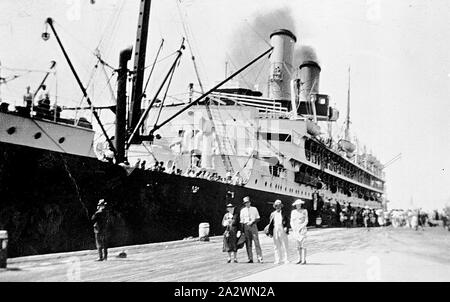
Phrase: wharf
[{"left": 1, "top": 227, "right": 449, "bottom": 282}]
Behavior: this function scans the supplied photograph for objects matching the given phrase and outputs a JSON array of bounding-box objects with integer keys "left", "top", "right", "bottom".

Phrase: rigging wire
[
  {"left": 243, "top": 19, "right": 272, "bottom": 48},
  {"left": 51, "top": 3, "right": 125, "bottom": 108},
  {"left": 153, "top": 63, "right": 177, "bottom": 128},
  {"left": 253, "top": 59, "right": 269, "bottom": 86},
  {"left": 141, "top": 39, "right": 165, "bottom": 104},
  {"left": 95, "top": 0, "right": 126, "bottom": 56},
  {"left": 143, "top": 51, "right": 178, "bottom": 70},
  {"left": 176, "top": 0, "right": 204, "bottom": 92},
  {"left": 224, "top": 55, "right": 252, "bottom": 88}
]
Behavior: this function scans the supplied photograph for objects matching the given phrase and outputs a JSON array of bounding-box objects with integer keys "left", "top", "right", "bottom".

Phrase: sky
[{"left": 0, "top": 0, "right": 449, "bottom": 211}]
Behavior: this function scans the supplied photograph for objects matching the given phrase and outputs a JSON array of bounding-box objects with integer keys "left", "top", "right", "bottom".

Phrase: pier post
[
  {"left": 199, "top": 223, "right": 210, "bottom": 241},
  {"left": 0, "top": 231, "right": 7, "bottom": 268}
]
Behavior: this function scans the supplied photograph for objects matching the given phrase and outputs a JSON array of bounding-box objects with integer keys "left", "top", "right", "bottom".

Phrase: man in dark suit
[{"left": 91, "top": 199, "right": 109, "bottom": 261}]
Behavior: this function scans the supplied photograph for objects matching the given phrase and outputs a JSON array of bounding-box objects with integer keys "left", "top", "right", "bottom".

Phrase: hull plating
[{"left": 0, "top": 142, "right": 318, "bottom": 257}]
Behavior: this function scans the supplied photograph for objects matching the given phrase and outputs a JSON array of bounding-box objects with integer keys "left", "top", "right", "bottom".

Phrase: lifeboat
[
  {"left": 338, "top": 139, "right": 356, "bottom": 153},
  {"left": 306, "top": 120, "right": 321, "bottom": 136}
]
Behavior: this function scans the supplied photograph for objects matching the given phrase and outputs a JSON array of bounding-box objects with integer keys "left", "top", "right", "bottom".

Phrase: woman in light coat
[{"left": 290, "top": 199, "right": 308, "bottom": 264}]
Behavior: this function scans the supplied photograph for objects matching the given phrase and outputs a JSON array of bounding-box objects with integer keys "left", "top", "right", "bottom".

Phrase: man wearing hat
[
  {"left": 91, "top": 199, "right": 109, "bottom": 261},
  {"left": 239, "top": 196, "right": 263, "bottom": 263},
  {"left": 267, "top": 200, "right": 290, "bottom": 264}
]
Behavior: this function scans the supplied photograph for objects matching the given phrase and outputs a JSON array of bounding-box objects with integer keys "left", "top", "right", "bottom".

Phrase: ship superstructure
[{"left": 128, "top": 28, "right": 385, "bottom": 209}]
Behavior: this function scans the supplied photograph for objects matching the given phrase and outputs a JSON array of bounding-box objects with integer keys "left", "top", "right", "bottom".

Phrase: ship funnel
[
  {"left": 268, "top": 29, "right": 297, "bottom": 103},
  {"left": 115, "top": 46, "right": 133, "bottom": 163},
  {"left": 299, "top": 60, "right": 321, "bottom": 103}
]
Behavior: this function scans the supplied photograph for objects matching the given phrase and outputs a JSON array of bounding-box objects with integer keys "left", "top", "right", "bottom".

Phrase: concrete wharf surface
[{"left": 1, "top": 227, "right": 449, "bottom": 282}]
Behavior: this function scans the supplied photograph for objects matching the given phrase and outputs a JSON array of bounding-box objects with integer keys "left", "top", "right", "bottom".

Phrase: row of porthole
[
  {"left": 6, "top": 127, "right": 65, "bottom": 144},
  {"left": 255, "top": 178, "right": 311, "bottom": 197}
]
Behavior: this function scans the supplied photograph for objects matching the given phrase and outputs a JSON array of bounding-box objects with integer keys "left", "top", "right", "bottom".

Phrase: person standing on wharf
[
  {"left": 91, "top": 199, "right": 109, "bottom": 261},
  {"left": 267, "top": 200, "right": 290, "bottom": 264},
  {"left": 240, "top": 196, "right": 263, "bottom": 263}
]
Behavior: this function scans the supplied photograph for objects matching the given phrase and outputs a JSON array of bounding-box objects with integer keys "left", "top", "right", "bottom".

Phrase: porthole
[
  {"left": 7, "top": 127, "right": 16, "bottom": 135},
  {"left": 58, "top": 137, "right": 65, "bottom": 144},
  {"left": 265, "top": 181, "right": 267, "bottom": 187},
  {"left": 255, "top": 179, "right": 258, "bottom": 184},
  {"left": 34, "top": 132, "right": 42, "bottom": 139}
]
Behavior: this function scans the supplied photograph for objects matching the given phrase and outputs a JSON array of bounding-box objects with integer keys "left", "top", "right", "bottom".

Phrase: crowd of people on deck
[{"left": 114, "top": 157, "right": 246, "bottom": 186}]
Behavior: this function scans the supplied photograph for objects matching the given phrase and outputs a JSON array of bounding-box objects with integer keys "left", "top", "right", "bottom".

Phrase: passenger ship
[{"left": 0, "top": 1, "right": 385, "bottom": 257}]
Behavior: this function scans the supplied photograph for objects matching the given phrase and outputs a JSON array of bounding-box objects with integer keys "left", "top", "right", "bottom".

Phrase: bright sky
[{"left": 1, "top": 0, "right": 449, "bottom": 211}]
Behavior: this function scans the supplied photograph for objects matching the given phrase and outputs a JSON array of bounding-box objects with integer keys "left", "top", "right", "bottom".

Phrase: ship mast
[
  {"left": 345, "top": 66, "right": 351, "bottom": 141},
  {"left": 129, "top": 0, "right": 152, "bottom": 133}
]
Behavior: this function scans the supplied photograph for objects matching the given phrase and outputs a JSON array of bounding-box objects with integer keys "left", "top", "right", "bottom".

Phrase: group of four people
[{"left": 222, "top": 196, "right": 308, "bottom": 265}]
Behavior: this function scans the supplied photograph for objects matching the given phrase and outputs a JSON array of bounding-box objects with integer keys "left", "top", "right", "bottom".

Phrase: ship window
[
  {"left": 34, "top": 132, "right": 42, "bottom": 139},
  {"left": 258, "top": 132, "right": 291, "bottom": 142},
  {"left": 265, "top": 181, "right": 267, "bottom": 187},
  {"left": 255, "top": 179, "right": 258, "bottom": 184},
  {"left": 7, "top": 127, "right": 16, "bottom": 135},
  {"left": 59, "top": 137, "right": 65, "bottom": 144}
]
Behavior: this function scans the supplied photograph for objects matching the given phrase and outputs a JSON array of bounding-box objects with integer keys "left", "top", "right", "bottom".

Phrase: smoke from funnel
[
  {"left": 294, "top": 45, "right": 319, "bottom": 69},
  {"left": 227, "top": 7, "right": 297, "bottom": 92}
]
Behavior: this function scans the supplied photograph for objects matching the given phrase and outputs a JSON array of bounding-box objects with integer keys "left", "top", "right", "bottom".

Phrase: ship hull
[{"left": 0, "top": 141, "right": 320, "bottom": 257}]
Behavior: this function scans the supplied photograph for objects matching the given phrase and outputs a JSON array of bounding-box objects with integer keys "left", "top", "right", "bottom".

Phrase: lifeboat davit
[
  {"left": 306, "top": 120, "right": 321, "bottom": 136},
  {"left": 338, "top": 139, "right": 356, "bottom": 153}
]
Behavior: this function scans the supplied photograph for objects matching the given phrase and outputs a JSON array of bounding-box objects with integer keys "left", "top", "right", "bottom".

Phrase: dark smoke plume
[
  {"left": 294, "top": 45, "right": 319, "bottom": 68},
  {"left": 227, "top": 7, "right": 297, "bottom": 91}
]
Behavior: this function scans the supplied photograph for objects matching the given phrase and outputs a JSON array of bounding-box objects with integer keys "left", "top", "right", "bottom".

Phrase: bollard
[
  {"left": 315, "top": 216, "right": 322, "bottom": 227},
  {"left": 0, "top": 230, "right": 7, "bottom": 269},
  {"left": 198, "top": 222, "right": 210, "bottom": 241}
]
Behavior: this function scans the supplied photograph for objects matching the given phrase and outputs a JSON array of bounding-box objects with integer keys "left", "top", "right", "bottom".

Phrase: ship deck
[{"left": 1, "top": 226, "right": 450, "bottom": 282}]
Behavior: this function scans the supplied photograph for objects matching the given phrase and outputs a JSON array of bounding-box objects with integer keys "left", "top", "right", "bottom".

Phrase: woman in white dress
[{"left": 290, "top": 199, "right": 308, "bottom": 264}]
